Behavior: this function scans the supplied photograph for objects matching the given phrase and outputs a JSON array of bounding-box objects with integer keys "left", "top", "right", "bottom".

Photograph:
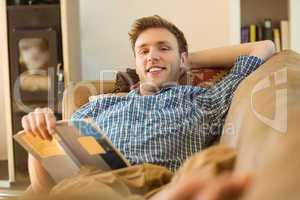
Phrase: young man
[{"left": 21, "top": 15, "right": 275, "bottom": 199}]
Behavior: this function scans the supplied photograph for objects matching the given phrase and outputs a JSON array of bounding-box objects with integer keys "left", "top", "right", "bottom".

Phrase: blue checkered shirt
[{"left": 71, "top": 55, "right": 263, "bottom": 171}]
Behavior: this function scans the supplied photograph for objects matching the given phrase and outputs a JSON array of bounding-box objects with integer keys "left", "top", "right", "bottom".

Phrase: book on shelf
[
  {"left": 273, "top": 28, "right": 281, "bottom": 53},
  {"left": 256, "top": 23, "right": 264, "bottom": 41},
  {"left": 241, "top": 19, "right": 290, "bottom": 52},
  {"left": 241, "top": 26, "right": 249, "bottom": 43},
  {"left": 14, "top": 119, "right": 130, "bottom": 183},
  {"left": 280, "top": 20, "right": 290, "bottom": 50},
  {"left": 263, "top": 18, "right": 273, "bottom": 41},
  {"left": 249, "top": 24, "right": 256, "bottom": 42}
]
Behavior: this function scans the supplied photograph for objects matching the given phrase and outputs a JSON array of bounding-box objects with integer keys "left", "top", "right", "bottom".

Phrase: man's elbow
[
  {"left": 262, "top": 40, "right": 276, "bottom": 56},
  {"left": 257, "top": 40, "right": 276, "bottom": 61},
  {"left": 249, "top": 40, "right": 275, "bottom": 61}
]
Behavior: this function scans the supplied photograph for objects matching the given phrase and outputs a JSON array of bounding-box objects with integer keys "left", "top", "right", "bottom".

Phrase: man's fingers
[
  {"left": 42, "top": 107, "right": 54, "bottom": 114},
  {"left": 195, "top": 173, "right": 252, "bottom": 200},
  {"left": 28, "top": 112, "right": 45, "bottom": 140},
  {"left": 43, "top": 108, "right": 56, "bottom": 135},
  {"left": 21, "top": 116, "right": 36, "bottom": 137},
  {"left": 21, "top": 107, "right": 57, "bottom": 141},
  {"left": 35, "top": 111, "right": 52, "bottom": 141},
  {"left": 172, "top": 178, "right": 205, "bottom": 200}
]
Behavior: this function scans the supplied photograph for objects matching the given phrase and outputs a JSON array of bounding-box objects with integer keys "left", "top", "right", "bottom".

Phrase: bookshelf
[{"left": 237, "top": 0, "right": 300, "bottom": 53}]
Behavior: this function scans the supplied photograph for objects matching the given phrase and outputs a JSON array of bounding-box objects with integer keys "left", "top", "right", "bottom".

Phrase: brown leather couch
[{"left": 61, "top": 50, "right": 300, "bottom": 200}]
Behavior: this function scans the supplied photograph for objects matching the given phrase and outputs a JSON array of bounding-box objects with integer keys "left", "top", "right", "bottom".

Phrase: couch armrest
[{"left": 62, "top": 80, "right": 115, "bottom": 119}]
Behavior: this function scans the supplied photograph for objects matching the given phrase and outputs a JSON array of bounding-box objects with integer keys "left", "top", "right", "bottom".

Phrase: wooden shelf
[{"left": 229, "top": 0, "right": 300, "bottom": 53}]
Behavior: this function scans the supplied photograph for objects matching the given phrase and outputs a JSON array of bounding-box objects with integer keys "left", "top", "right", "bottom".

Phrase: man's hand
[
  {"left": 151, "top": 173, "right": 252, "bottom": 200},
  {"left": 22, "top": 107, "right": 57, "bottom": 193},
  {"left": 21, "top": 107, "right": 56, "bottom": 141},
  {"left": 193, "top": 173, "right": 251, "bottom": 200}
]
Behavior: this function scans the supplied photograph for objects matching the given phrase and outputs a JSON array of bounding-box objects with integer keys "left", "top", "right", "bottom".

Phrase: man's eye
[
  {"left": 160, "top": 47, "right": 170, "bottom": 51},
  {"left": 140, "top": 50, "right": 149, "bottom": 54}
]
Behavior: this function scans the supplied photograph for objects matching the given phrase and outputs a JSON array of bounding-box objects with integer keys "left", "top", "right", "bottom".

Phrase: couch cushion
[{"left": 114, "top": 68, "right": 140, "bottom": 92}]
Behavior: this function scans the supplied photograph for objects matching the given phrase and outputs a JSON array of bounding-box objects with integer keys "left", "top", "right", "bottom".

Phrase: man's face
[{"left": 134, "top": 28, "right": 187, "bottom": 91}]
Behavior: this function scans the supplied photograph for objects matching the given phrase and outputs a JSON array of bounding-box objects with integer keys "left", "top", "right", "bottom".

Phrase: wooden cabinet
[{"left": 0, "top": 0, "right": 81, "bottom": 187}]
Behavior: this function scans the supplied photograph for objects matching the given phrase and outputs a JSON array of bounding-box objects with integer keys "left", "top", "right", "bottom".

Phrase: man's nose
[{"left": 147, "top": 49, "right": 160, "bottom": 62}]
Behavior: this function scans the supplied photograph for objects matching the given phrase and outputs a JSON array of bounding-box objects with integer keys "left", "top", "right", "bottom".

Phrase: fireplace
[{"left": 6, "top": 2, "right": 63, "bottom": 178}]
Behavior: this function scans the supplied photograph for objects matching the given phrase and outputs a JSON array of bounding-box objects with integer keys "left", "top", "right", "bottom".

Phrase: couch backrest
[
  {"left": 62, "top": 80, "right": 115, "bottom": 119},
  {"left": 62, "top": 68, "right": 229, "bottom": 119}
]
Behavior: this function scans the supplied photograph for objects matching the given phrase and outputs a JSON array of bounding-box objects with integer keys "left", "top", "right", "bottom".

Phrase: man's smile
[
  {"left": 146, "top": 66, "right": 166, "bottom": 72},
  {"left": 146, "top": 66, "right": 167, "bottom": 77}
]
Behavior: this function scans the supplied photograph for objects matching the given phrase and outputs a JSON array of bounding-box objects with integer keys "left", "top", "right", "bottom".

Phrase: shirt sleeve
[
  {"left": 70, "top": 100, "right": 97, "bottom": 120},
  {"left": 207, "top": 55, "right": 263, "bottom": 124}
]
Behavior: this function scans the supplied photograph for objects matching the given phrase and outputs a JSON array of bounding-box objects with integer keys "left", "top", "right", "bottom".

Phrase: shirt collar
[{"left": 128, "top": 84, "right": 178, "bottom": 97}]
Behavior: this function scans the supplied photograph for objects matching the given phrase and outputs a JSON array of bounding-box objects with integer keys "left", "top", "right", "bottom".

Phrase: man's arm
[
  {"left": 28, "top": 154, "right": 55, "bottom": 193},
  {"left": 22, "top": 102, "right": 95, "bottom": 193},
  {"left": 188, "top": 40, "right": 276, "bottom": 68},
  {"left": 22, "top": 108, "right": 57, "bottom": 193}
]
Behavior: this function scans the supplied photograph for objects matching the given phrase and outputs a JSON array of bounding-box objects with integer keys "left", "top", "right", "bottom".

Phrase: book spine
[
  {"left": 264, "top": 19, "right": 273, "bottom": 41},
  {"left": 273, "top": 28, "right": 281, "bottom": 52},
  {"left": 241, "top": 26, "right": 249, "bottom": 43},
  {"left": 250, "top": 24, "right": 256, "bottom": 42},
  {"left": 256, "top": 23, "right": 264, "bottom": 41},
  {"left": 280, "top": 20, "right": 290, "bottom": 50}
]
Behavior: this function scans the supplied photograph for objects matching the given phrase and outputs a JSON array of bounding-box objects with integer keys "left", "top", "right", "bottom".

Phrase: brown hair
[{"left": 129, "top": 15, "right": 188, "bottom": 55}]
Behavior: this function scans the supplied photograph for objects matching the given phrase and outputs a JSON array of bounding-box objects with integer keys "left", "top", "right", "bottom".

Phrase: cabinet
[{"left": 0, "top": 0, "right": 81, "bottom": 188}]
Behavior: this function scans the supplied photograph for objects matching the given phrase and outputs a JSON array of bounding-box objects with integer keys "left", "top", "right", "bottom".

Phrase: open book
[{"left": 14, "top": 120, "right": 130, "bottom": 183}]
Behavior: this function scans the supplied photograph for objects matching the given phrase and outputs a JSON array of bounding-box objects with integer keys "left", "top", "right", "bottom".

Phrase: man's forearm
[
  {"left": 188, "top": 40, "right": 275, "bottom": 68},
  {"left": 28, "top": 154, "right": 55, "bottom": 193}
]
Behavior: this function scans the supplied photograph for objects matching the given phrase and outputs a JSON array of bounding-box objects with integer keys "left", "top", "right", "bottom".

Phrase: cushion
[
  {"left": 113, "top": 68, "right": 139, "bottom": 92},
  {"left": 189, "top": 68, "right": 230, "bottom": 87}
]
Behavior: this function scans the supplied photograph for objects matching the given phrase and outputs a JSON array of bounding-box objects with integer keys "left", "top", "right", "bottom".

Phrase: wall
[
  {"left": 0, "top": 96, "right": 7, "bottom": 160},
  {"left": 0, "top": 2, "right": 8, "bottom": 160},
  {"left": 79, "top": 0, "right": 238, "bottom": 80},
  {"left": 290, "top": 0, "right": 300, "bottom": 53}
]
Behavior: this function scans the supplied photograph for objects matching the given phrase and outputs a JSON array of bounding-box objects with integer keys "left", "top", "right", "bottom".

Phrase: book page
[
  {"left": 77, "top": 136, "right": 106, "bottom": 155},
  {"left": 21, "top": 133, "right": 64, "bottom": 158}
]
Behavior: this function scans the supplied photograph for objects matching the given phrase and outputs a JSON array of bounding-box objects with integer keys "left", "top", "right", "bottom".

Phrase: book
[
  {"left": 256, "top": 23, "right": 264, "bottom": 41},
  {"left": 241, "top": 26, "right": 249, "bottom": 43},
  {"left": 249, "top": 24, "right": 256, "bottom": 42},
  {"left": 14, "top": 120, "right": 130, "bottom": 183},
  {"left": 273, "top": 28, "right": 281, "bottom": 52},
  {"left": 263, "top": 19, "right": 273, "bottom": 41},
  {"left": 280, "top": 20, "right": 290, "bottom": 50}
]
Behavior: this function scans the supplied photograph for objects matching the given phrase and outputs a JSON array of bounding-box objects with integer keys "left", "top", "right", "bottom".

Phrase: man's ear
[
  {"left": 178, "top": 52, "right": 189, "bottom": 84},
  {"left": 180, "top": 52, "right": 189, "bottom": 70}
]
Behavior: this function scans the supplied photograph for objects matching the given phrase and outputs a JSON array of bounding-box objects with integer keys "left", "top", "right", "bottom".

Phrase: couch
[
  {"left": 221, "top": 50, "right": 300, "bottom": 200},
  {"left": 30, "top": 50, "right": 300, "bottom": 199}
]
